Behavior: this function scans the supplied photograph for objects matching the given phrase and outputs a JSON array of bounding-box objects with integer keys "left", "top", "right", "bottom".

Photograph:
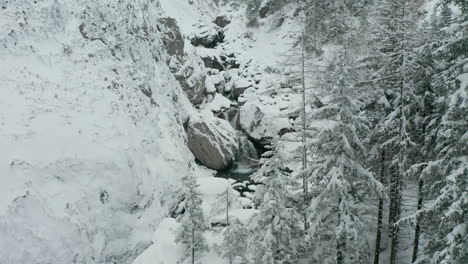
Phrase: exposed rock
[
  {"left": 205, "top": 74, "right": 226, "bottom": 94},
  {"left": 174, "top": 58, "right": 206, "bottom": 105},
  {"left": 220, "top": 54, "right": 241, "bottom": 69},
  {"left": 157, "top": 17, "right": 207, "bottom": 105},
  {"left": 213, "top": 15, "right": 231, "bottom": 28},
  {"left": 201, "top": 55, "right": 225, "bottom": 71},
  {"left": 258, "top": 2, "right": 271, "bottom": 18},
  {"left": 190, "top": 24, "right": 225, "bottom": 48},
  {"left": 157, "top": 17, "right": 184, "bottom": 57},
  {"left": 231, "top": 79, "right": 252, "bottom": 100},
  {"left": 186, "top": 113, "right": 238, "bottom": 170}
]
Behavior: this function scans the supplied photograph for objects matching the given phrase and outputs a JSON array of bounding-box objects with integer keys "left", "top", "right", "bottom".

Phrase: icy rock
[
  {"left": 213, "top": 15, "right": 231, "bottom": 28},
  {"left": 186, "top": 113, "right": 238, "bottom": 170}
]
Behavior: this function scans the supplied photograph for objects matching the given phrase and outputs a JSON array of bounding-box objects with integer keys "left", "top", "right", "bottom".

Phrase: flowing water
[{"left": 216, "top": 108, "right": 259, "bottom": 182}]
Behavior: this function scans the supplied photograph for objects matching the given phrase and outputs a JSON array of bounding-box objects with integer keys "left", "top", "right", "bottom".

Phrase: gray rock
[
  {"left": 186, "top": 115, "right": 238, "bottom": 170},
  {"left": 201, "top": 55, "right": 225, "bottom": 71},
  {"left": 157, "top": 17, "right": 207, "bottom": 105},
  {"left": 213, "top": 15, "right": 231, "bottom": 28},
  {"left": 157, "top": 17, "right": 184, "bottom": 57},
  {"left": 174, "top": 60, "right": 206, "bottom": 105},
  {"left": 231, "top": 79, "right": 252, "bottom": 100},
  {"left": 190, "top": 24, "right": 225, "bottom": 48}
]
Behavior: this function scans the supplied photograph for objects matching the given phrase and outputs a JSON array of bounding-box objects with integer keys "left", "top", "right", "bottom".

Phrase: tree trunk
[
  {"left": 226, "top": 187, "right": 230, "bottom": 225},
  {"left": 301, "top": 30, "right": 309, "bottom": 231},
  {"left": 412, "top": 178, "right": 423, "bottom": 262},
  {"left": 337, "top": 198, "right": 344, "bottom": 264},
  {"left": 373, "top": 148, "right": 385, "bottom": 264}
]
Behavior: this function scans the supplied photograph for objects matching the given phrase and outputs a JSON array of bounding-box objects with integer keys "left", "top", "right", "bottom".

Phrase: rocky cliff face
[{"left": 0, "top": 0, "right": 206, "bottom": 263}]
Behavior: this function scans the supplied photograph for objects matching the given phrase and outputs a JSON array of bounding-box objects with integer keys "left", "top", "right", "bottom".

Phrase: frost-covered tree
[
  {"left": 211, "top": 185, "right": 237, "bottom": 226},
  {"left": 249, "top": 142, "right": 302, "bottom": 263},
  {"left": 405, "top": 3, "right": 468, "bottom": 263},
  {"left": 305, "top": 45, "right": 380, "bottom": 264},
  {"left": 439, "top": 3, "right": 453, "bottom": 29},
  {"left": 367, "top": 1, "right": 421, "bottom": 262},
  {"left": 176, "top": 171, "right": 208, "bottom": 264},
  {"left": 221, "top": 219, "right": 248, "bottom": 264}
]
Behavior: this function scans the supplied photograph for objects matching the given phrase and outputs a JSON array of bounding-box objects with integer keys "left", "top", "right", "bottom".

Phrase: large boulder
[
  {"left": 239, "top": 102, "right": 293, "bottom": 145},
  {"left": 186, "top": 113, "right": 238, "bottom": 170},
  {"left": 190, "top": 24, "right": 225, "bottom": 48},
  {"left": 213, "top": 15, "right": 231, "bottom": 28}
]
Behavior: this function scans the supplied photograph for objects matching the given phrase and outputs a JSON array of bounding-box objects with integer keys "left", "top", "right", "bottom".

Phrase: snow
[
  {"left": 205, "top": 74, "right": 226, "bottom": 93},
  {"left": 0, "top": 0, "right": 206, "bottom": 262},
  {"left": 133, "top": 218, "right": 183, "bottom": 264},
  {"left": 206, "top": 93, "right": 233, "bottom": 112}
]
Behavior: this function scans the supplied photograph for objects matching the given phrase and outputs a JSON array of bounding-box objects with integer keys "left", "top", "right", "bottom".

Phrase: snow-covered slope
[{"left": 0, "top": 0, "right": 209, "bottom": 263}]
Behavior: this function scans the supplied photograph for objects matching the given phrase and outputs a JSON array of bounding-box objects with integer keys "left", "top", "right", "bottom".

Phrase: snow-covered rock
[
  {"left": 205, "top": 74, "right": 226, "bottom": 94},
  {"left": 240, "top": 102, "right": 294, "bottom": 145},
  {"left": 232, "top": 79, "right": 253, "bottom": 100},
  {"left": 190, "top": 23, "right": 225, "bottom": 49},
  {"left": 186, "top": 113, "right": 239, "bottom": 170},
  {"left": 206, "top": 93, "right": 233, "bottom": 112},
  {"left": 201, "top": 54, "right": 226, "bottom": 71},
  {"left": 158, "top": 17, "right": 207, "bottom": 105},
  {"left": 0, "top": 0, "right": 206, "bottom": 263}
]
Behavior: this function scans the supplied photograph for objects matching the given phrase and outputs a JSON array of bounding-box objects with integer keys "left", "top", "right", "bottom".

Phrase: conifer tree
[
  {"left": 368, "top": 1, "right": 421, "bottom": 262},
  {"left": 221, "top": 219, "right": 248, "bottom": 264},
  {"left": 249, "top": 142, "right": 302, "bottom": 263},
  {"left": 176, "top": 171, "right": 208, "bottom": 264},
  {"left": 305, "top": 44, "right": 381, "bottom": 263},
  {"left": 406, "top": 3, "right": 468, "bottom": 262}
]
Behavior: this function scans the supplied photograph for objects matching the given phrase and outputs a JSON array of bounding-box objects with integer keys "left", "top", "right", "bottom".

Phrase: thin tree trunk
[
  {"left": 412, "top": 178, "right": 423, "bottom": 262},
  {"left": 373, "top": 148, "right": 386, "bottom": 264},
  {"left": 389, "top": 171, "right": 401, "bottom": 264},
  {"left": 301, "top": 29, "right": 309, "bottom": 231},
  {"left": 337, "top": 198, "right": 344, "bottom": 264},
  {"left": 191, "top": 226, "right": 195, "bottom": 264},
  {"left": 226, "top": 187, "right": 230, "bottom": 225}
]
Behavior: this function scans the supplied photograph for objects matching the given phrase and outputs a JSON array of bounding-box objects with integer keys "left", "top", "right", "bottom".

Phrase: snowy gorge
[{"left": 1, "top": 0, "right": 467, "bottom": 264}]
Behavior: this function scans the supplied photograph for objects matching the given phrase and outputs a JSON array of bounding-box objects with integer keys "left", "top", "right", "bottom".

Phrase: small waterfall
[
  {"left": 237, "top": 132, "right": 258, "bottom": 165},
  {"left": 216, "top": 106, "right": 259, "bottom": 182}
]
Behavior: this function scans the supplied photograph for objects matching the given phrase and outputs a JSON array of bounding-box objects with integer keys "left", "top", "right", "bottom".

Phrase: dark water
[{"left": 216, "top": 165, "right": 257, "bottom": 182}]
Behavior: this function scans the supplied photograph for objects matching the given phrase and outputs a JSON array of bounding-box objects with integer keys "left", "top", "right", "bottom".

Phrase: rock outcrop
[
  {"left": 186, "top": 113, "right": 238, "bottom": 170},
  {"left": 158, "top": 17, "right": 207, "bottom": 105}
]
